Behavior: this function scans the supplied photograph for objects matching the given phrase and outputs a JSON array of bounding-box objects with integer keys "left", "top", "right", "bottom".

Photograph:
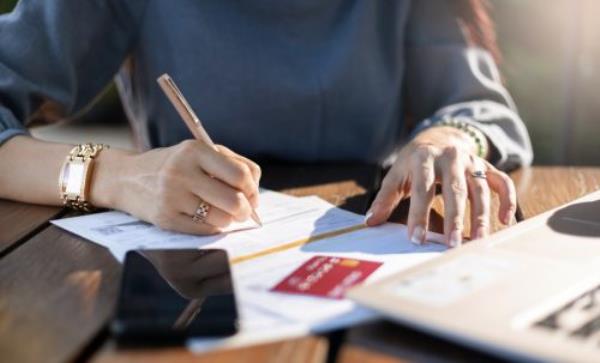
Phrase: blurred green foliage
[{"left": 0, "top": 0, "right": 16, "bottom": 13}]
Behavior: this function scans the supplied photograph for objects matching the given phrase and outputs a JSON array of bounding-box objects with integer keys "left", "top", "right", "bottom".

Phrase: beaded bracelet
[{"left": 435, "top": 118, "right": 489, "bottom": 159}]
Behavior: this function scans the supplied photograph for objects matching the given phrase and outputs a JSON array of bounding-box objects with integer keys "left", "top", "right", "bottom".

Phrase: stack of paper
[{"left": 52, "top": 189, "right": 447, "bottom": 352}]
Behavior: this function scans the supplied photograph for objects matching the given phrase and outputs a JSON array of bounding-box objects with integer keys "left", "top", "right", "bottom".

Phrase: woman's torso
[{"left": 118, "top": 0, "right": 412, "bottom": 163}]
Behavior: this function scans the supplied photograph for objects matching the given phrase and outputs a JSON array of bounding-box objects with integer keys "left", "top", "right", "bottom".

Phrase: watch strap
[{"left": 61, "top": 143, "right": 109, "bottom": 212}]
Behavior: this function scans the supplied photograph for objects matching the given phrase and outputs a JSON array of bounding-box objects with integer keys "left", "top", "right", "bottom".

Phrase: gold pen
[{"left": 157, "top": 73, "right": 263, "bottom": 227}]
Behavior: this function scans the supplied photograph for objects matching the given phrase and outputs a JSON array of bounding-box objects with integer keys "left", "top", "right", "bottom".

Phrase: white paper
[
  {"left": 51, "top": 190, "right": 365, "bottom": 262},
  {"left": 187, "top": 223, "right": 446, "bottom": 352},
  {"left": 237, "top": 224, "right": 446, "bottom": 320},
  {"left": 51, "top": 189, "right": 447, "bottom": 352}
]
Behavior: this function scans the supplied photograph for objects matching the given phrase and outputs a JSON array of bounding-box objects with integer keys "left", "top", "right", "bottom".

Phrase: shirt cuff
[
  {"left": 0, "top": 107, "right": 29, "bottom": 147},
  {"left": 0, "top": 128, "right": 29, "bottom": 147}
]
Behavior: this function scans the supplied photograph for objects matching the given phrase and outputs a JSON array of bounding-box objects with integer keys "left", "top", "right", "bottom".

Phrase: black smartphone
[{"left": 112, "top": 249, "right": 239, "bottom": 346}]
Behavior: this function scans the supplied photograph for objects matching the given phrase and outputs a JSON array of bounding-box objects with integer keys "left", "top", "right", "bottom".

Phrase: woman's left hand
[{"left": 365, "top": 125, "right": 516, "bottom": 247}]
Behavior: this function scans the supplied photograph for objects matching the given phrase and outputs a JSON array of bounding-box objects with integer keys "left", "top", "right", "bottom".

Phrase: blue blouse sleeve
[
  {"left": 0, "top": 0, "right": 147, "bottom": 146},
  {"left": 405, "top": 0, "right": 533, "bottom": 170}
]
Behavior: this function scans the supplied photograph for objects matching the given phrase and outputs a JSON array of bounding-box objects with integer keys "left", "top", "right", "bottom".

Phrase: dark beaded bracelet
[{"left": 435, "top": 118, "right": 489, "bottom": 158}]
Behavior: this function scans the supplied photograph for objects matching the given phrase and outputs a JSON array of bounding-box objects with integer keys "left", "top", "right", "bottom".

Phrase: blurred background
[{"left": 0, "top": 0, "right": 598, "bottom": 164}]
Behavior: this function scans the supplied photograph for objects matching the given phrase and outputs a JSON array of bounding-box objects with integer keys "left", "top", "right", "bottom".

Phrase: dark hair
[{"left": 455, "top": 0, "right": 501, "bottom": 64}]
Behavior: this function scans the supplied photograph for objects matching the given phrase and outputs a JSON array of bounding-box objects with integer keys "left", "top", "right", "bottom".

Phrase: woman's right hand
[{"left": 92, "top": 140, "right": 261, "bottom": 235}]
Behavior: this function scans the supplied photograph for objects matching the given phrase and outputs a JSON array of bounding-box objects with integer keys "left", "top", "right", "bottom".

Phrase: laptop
[{"left": 348, "top": 190, "right": 600, "bottom": 362}]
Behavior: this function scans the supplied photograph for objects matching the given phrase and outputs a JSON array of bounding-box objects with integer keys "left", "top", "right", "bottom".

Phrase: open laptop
[{"left": 349, "top": 190, "right": 600, "bottom": 362}]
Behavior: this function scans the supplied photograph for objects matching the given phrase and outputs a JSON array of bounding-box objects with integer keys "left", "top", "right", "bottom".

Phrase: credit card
[{"left": 271, "top": 256, "right": 382, "bottom": 299}]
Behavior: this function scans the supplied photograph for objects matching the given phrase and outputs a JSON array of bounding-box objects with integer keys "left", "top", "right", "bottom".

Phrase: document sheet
[
  {"left": 52, "top": 190, "right": 365, "bottom": 262},
  {"left": 51, "top": 189, "right": 447, "bottom": 352}
]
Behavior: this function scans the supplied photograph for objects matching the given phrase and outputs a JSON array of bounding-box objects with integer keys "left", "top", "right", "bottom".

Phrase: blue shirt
[{"left": 0, "top": 0, "right": 532, "bottom": 168}]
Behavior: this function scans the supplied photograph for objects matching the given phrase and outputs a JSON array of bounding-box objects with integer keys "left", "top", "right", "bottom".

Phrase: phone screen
[{"left": 112, "top": 249, "right": 238, "bottom": 346}]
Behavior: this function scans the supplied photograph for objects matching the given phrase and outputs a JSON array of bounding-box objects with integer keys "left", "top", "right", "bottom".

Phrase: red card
[{"left": 271, "top": 256, "right": 382, "bottom": 299}]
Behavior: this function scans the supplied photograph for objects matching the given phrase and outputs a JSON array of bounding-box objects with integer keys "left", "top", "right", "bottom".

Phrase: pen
[{"left": 157, "top": 73, "right": 263, "bottom": 227}]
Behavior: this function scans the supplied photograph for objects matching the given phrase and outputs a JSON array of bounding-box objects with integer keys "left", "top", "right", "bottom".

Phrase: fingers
[
  {"left": 406, "top": 149, "right": 436, "bottom": 244},
  {"left": 485, "top": 161, "right": 517, "bottom": 225},
  {"left": 366, "top": 165, "right": 406, "bottom": 226},
  {"left": 153, "top": 141, "right": 255, "bottom": 228},
  {"left": 189, "top": 172, "right": 253, "bottom": 222},
  {"left": 177, "top": 191, "right": 236, "bottom": 229},
  {"left": 178, "top": 141, "right": 258, "bottom": 203},
  {"left": 215, "top": 145, "right": 262, "bottom": 208},
  {"left": 439, "top": 147, "right": 468, "bottom": 247},
  {"left": 166, "top": 162, "right": 252, "bottom": 223},
  {"left": 216, "top": 145, "right": 262, "bottom": 184},
  {"left": 467, "top": 163, "right": 491, "bottom": 240}
]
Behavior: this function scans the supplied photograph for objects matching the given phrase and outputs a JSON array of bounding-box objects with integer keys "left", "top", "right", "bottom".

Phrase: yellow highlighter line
[{"left": 230, "top": 223, "right": 367, "bottom": 265}]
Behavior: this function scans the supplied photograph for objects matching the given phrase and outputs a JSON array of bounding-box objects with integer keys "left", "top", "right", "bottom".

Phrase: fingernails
[
  {"left": 411, "top": 225, "right": 426, "bottom": 245},
  {"left": 449, "top": 230, "right": 462, "bottom": 247},
  {"left": 475, "top": 226, "right": 487, "bottom": 240},
  {"left": 503, "top": 209, "right": 513, "bottom": 225},
  {"left": 364, "top": 211, "right": 374, "bottom": 224}
]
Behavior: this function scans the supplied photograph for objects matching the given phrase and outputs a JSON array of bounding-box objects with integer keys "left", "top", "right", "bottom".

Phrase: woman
[{"left": 0, "top": 0, "right": 532, "bottom": 247}]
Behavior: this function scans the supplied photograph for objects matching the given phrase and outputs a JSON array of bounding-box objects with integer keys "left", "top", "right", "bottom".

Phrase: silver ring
[
  {"left": 470, "top": 170, "right": 487, "bottom": 179},
  {"left": 192, "top": 199, "right": 211, "bottom": 223}
]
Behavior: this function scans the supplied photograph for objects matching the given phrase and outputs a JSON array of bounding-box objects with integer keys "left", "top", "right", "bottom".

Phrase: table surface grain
[
  {"left": 0, "top": 162, "right": 378, "bottom": 363},
  {"left": 0, "top": 165, "right": 598, "bottom": 363},
  {"left": 0, "top": 199, "right": 63, "bottom": 256}
]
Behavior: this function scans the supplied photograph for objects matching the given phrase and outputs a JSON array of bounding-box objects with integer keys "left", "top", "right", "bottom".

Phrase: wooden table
[{"left": 0, "top": 166, "right": 599, "bottom": 363}]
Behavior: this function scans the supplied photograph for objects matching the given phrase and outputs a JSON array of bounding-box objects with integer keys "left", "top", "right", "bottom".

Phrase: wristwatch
[{"left": 59, "top": 143, "right": 108, "bottom": 212}]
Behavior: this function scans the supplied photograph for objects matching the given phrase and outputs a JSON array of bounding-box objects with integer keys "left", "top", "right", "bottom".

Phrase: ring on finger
[
  {"left": 470, "top": 170, "right": 487, "bottom": 179},
  {"left": 192, "top": 198, "right": 211, "bottom": 223}
]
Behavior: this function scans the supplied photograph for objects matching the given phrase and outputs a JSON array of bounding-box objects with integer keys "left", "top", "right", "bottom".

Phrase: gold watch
[{"left": 59, "top": 143, "right": 108, "bottom": 212}]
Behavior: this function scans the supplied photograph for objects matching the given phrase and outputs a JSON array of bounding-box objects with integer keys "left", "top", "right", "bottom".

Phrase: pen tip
[{"left": 251, "top": 210, "right": 263, "bottom": 227}]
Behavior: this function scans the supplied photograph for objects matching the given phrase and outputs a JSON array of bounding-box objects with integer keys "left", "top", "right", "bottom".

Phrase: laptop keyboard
[{"left": 534, "top": 284, "right": 600, "bottom": 346}]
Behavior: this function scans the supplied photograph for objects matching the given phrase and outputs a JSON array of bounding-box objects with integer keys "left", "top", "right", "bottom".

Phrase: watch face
[{"left": 63, "top": 160, "right": 86, "bottom": 196}]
